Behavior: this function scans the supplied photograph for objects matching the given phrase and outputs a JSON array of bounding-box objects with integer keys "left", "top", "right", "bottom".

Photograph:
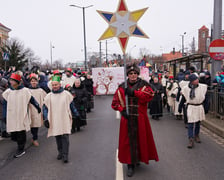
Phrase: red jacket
[{"left": 111, "top": 80, "right": 159, "bottom": 164}]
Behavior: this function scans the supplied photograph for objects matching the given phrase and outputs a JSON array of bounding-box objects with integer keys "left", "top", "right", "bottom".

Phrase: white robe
[
  {"left": 181, "top": 83, "right": 207, "bottom": 123},
  {"left": 166, "top": 82, "right": 178, "bottom": 112},
  {"left": 44, "top": 90, "right": 73, "bottom": 137},
  {"left": 62, "top": 75, "right": 76, "bottom": 87},
  {"left": 29, "top": 88, "right": 47, "bottom": 127},
  {"left": 3, "top": 88, "right": 31, "bottom": 132}
]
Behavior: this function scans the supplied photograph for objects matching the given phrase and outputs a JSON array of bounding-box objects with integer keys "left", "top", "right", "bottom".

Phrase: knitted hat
[
  {"left": 0, "top": 78, "right": 8, "bottom": 87},
  {"left": 65, "top": 68, "right": 72, "bottom": 73},
  {"left": 52, "top": 76, "right": 61, "bottom": 82},
  {"left": 65, "top": 84, "right": 71, "bottom": 89},
  {"left": 188, "top": 66, "right": 196, "bottom": 72},
  {"left": 53, "top": 70, "right": 61, "bottom": 75},
  {"left": 189, "top": 74, "right": 198, "bottom": 82},
  {"left": 205, "top": 71, "right": 211, "bottom": 76},
  {"left": 29, "top": 73, "right": 38, "bottom": 81},
  {"left": 126, "top": 63, "right": 140, "bottom": 75},
  {"left": 169, "top": 75, "right": 174, "bottom": 79},
  {"left": 184, "top": 71, "right": 190, "bottom": 75},
  {"left": 10, "top": 73, "right": 21, "bottom": 83}
]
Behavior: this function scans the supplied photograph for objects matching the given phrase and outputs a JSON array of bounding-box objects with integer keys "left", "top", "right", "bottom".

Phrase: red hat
[
  {"left": 66, "top": 68, "right": 72, "bottom": 73},
  {"left": 29, "top": 73, "right": 38, "bottom": 80},
  {"left": 169, "top": 75, "right": 174, "bottom": 79},
  {"left": 220, "top": 72, "right": 224, "bottom": 75},
  {"left": 65, "top": 84, "right": 71, "bottom": 89},
  {"left": 10, "top": 73, "right": 21, "bottom": 83},
  {"left": 53, "top": 70, "right": 60, "bottom": 75}
]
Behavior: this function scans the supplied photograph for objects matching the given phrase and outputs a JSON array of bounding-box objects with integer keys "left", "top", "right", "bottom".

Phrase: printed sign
[
  {"left": 92, "top": 67, "right": 124, "bottom": 95},
  {"left": 140, "top": 67, "right": 149, "bottom": 82}
]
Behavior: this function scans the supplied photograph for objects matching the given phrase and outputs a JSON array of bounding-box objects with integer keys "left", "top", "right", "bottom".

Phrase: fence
[{"left": 207, "top": 86, "right": 224, "bottom": 119}]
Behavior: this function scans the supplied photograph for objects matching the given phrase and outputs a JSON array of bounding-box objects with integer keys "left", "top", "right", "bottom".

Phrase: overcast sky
[{"left": 0, "top": 0, "right": 218, "bottom": 64}]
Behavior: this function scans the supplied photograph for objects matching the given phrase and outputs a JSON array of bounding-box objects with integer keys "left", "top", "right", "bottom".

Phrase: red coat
[{"left": 112, "top": 80, "right": 159, "bottom": 164}]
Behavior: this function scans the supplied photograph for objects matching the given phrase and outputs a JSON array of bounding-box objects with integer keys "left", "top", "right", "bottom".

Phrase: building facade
[
  {"left": 0, "top": 22, "right": 11, "bottom": 48},
  {"left": 198, "top": 25, "right": 209, "bottom": 54}
]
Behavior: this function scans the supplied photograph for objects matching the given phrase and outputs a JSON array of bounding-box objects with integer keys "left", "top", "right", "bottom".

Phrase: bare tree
[
  {"left": 139, "top": 48, "right": 150, "bottom": 58},
  {"left": 53, "top": 59, "right": 63, "bottom": 69}
]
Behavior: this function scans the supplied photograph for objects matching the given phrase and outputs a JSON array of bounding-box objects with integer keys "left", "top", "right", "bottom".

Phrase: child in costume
[
  {"left": 43, "top": 75, "right": 80, "bottom": 163},
  {"left": 29, "top": 73, "right": 47, "bottom": 146},
  {"left": 3, "top": 72, "right": 41, "bottom": 158}
]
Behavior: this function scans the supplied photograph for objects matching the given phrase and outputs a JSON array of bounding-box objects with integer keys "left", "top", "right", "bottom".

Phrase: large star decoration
[{"left": 97, "top": 0, "right": 149, "bottom": 53}]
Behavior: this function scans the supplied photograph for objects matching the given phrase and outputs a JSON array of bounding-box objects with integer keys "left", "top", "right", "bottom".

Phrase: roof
[
  {"left": 199, "top": 25, "right": 208, "bottom": 31},
  {"left": 0, "top": 23, "right": 11, "bottom": 32},
  {"left": 167, "top": 53, "right": 209, "bottom": 64},
  {"left": 162, "top": 51, "right": 182, "bottom": 61}
]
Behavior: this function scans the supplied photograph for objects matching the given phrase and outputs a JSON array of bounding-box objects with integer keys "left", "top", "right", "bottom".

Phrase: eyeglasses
[{"left": 128, "top": 72, "right": 137, "bottom": 75}]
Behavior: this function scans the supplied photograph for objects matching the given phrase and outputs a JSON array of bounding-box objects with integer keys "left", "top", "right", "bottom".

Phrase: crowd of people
[
  {"left": 0, "top": 67, "right": 94, "bottom": 163},
  {"left": 0, "top": 63, "right": 224, "bottom": 177},
  {"left": 111, "top": 63, "right": 224, "bottom": 177},
  {"left": 147, "top": 65, "right": 224, "bottom": 149}
]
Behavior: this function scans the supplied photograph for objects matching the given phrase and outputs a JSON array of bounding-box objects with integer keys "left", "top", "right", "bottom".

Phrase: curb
[{"left": 202, "top": 120, "right": 224, "bottom": 138}]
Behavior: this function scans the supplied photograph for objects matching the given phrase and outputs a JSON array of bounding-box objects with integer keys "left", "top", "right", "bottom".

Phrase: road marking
[
  {"left": 116, "top": 149, "right": 124, "bottom": 180},
  {"left": 201, "top": 126, "right": 224, "bottom": 148}
]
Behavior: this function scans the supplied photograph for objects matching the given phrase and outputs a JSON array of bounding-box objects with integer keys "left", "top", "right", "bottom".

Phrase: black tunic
[
  {"left": 149, "top": 82, "right": 163, "bottom": 117},
  {"left": 71, "top": 84, "right": 88, "bottom": 127},
  {"left": 83, "top": 78, "right": 94, "bottom": 109}
]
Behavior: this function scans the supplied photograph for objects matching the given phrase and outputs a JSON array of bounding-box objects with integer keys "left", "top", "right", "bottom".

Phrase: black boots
[
  {"left": 1, "top": 131, "right": 11, "bottom": 138},
  {"left": 57, "top": 153, "right": 62, "bottom": 160},
  {"left": 63, "top": 155, "right": 68, "bottom": 163},
  {"left": 176, "top": 115, "right": 182, "bottom": 120},
  {"left": 127, "top": 164, "right": 135, "bottom": 177},
  {"left": 57, "top": 153, "right": 68, "bottom": 163}
]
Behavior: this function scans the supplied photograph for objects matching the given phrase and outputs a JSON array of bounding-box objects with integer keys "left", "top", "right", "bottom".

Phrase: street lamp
[
  {"left": 50, "top": 42, "right": 55, "bottom": 70},
  {"left": 180, "top": 32, "right": 186, "bottom": 56},
  {"left": 70, "top": 4, "right": 93, "bottom": 71}
]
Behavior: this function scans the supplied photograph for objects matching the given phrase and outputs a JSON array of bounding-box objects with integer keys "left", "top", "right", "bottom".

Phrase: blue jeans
[
  {"left": 188, "top": 121, "right": 200, "bottom": 138},
  {"left": 31, "top": 127, "right": 38, "bottom": 140}
]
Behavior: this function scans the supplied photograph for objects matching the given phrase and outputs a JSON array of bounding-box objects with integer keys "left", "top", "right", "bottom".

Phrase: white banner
[
  {"left": 92, "top": 67, "right": 125, "bottom": 95},
  {"left": 140, "top": 67, "right": 149, "bottom": 82}
]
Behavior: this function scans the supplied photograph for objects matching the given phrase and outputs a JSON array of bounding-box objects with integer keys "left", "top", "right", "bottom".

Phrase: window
[{"left": 202, "top": 32, "right": 205, "bottom": 38}]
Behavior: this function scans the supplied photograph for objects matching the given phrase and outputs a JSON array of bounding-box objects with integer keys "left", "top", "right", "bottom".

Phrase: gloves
[
  {"left": 125, "top": 88, "right": 134, "bottom": 96},
  {"left": 44, "top": 120, "right": 50, "bottom": 128},
  {"left": 37, "top": 107, "right": 41, "bottom": 114},
  {"left": 121, "top": 110, "right": 129, "bottom": 119}
]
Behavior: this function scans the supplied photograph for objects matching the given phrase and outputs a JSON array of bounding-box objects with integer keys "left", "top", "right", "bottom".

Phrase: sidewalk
[{"left": 203, "top": 113, "right": 224, "bottom": 138}]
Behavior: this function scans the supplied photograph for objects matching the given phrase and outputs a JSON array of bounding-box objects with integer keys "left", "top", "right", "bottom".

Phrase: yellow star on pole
[{"left": 97, "top": 0, "right": 149, "bottom": 53}]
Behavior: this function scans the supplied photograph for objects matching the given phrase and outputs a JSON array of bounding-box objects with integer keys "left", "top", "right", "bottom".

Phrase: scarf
[
  {"left": 188, "top": 83, "right": 199, "bottom": 99},
  {"left": 167, "top": 82, "right": 173, "bottom": 90}
]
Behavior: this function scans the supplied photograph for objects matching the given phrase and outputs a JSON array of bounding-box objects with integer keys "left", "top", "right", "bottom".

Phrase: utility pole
[
  {"left": 211, "top": 0, "right": 223, "bottom": 79},
  {"left": 106, "top": 40, "right": 108, "bottom": 65},
  {"left": 50, "top": 42, "right": 54, "bottom": 70},
  {"left": 99, "top": 41, "right": 102, "bottom": 67},
  {"left": 181, "top": 32, "right": 186, "bottom": 56},
  {"left": 70, "top": 4, "right": 93, "bottom": 71}
]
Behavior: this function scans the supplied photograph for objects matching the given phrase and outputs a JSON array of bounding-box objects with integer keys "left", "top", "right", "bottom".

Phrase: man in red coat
[{"left": 111, "top": 63, "right": 159, "bottom": 177}]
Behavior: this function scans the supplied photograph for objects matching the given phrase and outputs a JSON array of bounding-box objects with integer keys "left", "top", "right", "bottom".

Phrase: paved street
[{"left": 0, "top": 96, "right": 224, "bottom": 180}]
